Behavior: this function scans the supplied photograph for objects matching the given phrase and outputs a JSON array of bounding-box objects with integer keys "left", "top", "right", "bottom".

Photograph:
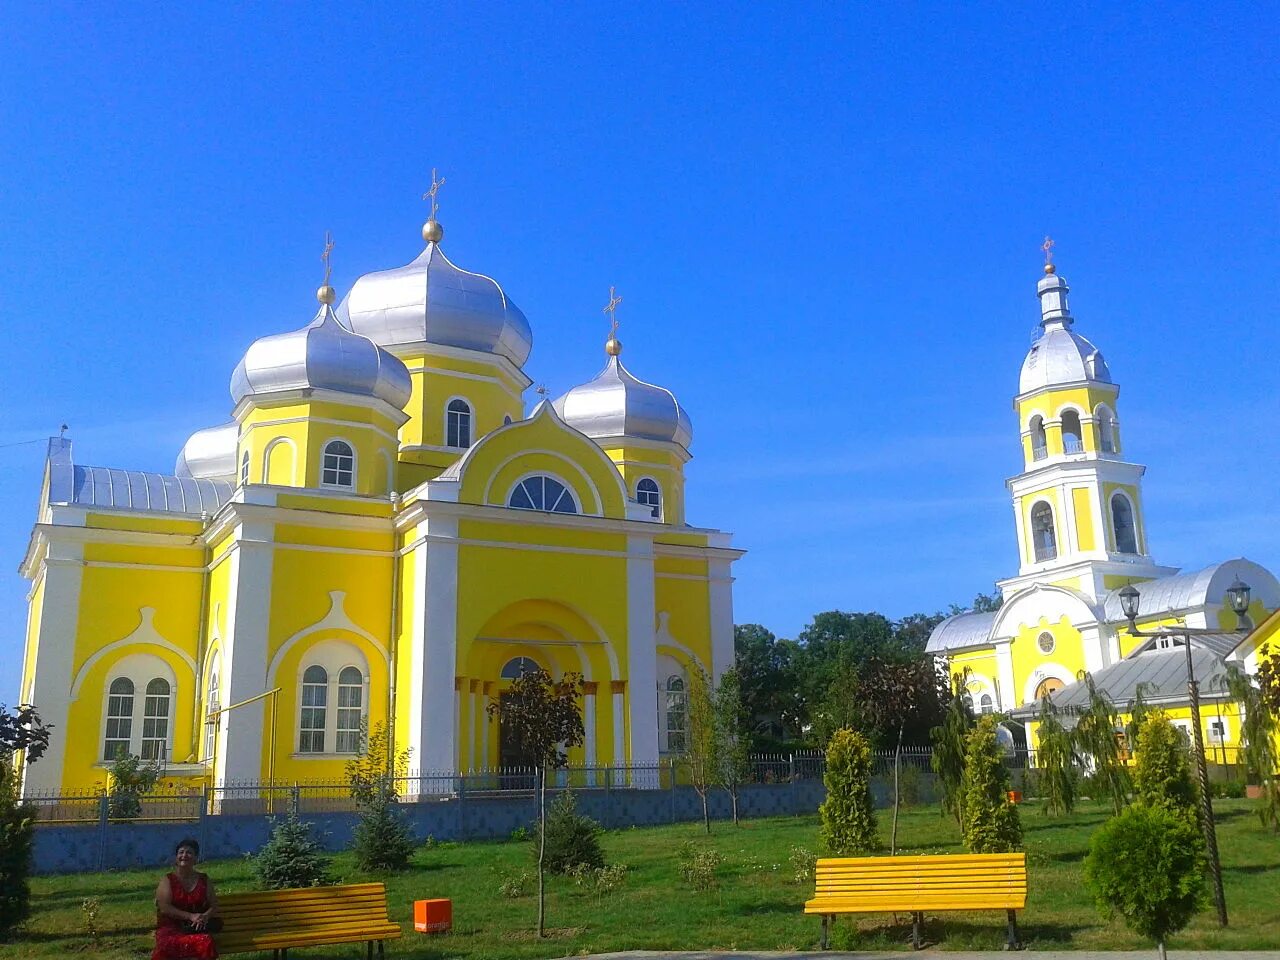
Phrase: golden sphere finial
[
  {"left": 317, "top": 284, "right": 336, "bottom": 305},
  {"left": 1044, "top": 263, "right": 1056, "bottom": 275},
  {"left": 422, "top": 219, "right": 444, "bottom": 243},
  {"left": 605, "top": 338, "right": 623, "bottom": 357}
]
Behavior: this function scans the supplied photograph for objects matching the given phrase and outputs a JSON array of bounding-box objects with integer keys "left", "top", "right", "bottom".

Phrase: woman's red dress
[{"left": 153, "top": 873, "right": 218, "bottom": 960}]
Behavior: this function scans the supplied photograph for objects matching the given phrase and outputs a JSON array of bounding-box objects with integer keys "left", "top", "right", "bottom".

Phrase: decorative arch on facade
[
  {"left": 991, "top": 583, "right": 1100, "bottom": 644},
  {"left": 1093, "top": 402, "right": 1118, "bottom": 453},
  {"left": 1023, "top": 663, "right": 1075, "bottom": 704},
  {"left": 962, "top": 670, "right": 1000, "bottom": 713},
  {"left": 464, "top": 598, "right": 616, "bottom": 683},
  {"left": 288, "top": 638, "right": 372, "bottom": 755},
  {"left": 264, "top": 590, "right": 390, "bottom": 684},
  {"left": 263, "top": 436, "right": 298, "bottom": 486},
  {"left": 70, "top": 607, "right": 198, "bottom": 699}
]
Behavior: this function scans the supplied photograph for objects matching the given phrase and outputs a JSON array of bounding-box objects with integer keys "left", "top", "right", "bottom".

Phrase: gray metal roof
[
  {"left": 1013, "top": 645, "right": 1229, "bottom": 717},
  {"left": 53, "top": 464, "right": 231, "bottom": 515},
  {"left": 1019, "top": 272, "right": 1112, "bottom": 394},
  {"left": 926, "top": 610, "right": 998, "bottom": 653},
  {"left": 554, "top": 353, "right": 693, "bottom": 450},
  {"left": 232, "top": 303, "right": 412, "bottom": 409},
  {"left": 1100, "top": 561, "right": 1251, "bottom": 623},
  {"left": 175, "top": 421, "right": 238, "bottom": 480},
  {"left": 337, "top": 234, "right": 532, "bottom": 367}
]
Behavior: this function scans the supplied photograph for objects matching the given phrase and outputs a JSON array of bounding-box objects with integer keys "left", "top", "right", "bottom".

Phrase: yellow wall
[
  {"left": 602, "top": 443, "right": 688, "bottom": 525},
  {"left": 1071, "top": 487, "right": 1095, "bottom": 551}
]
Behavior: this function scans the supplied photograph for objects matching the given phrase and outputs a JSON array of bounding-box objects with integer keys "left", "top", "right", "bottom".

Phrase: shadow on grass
[{"left": 839, "top": 915, "right": 1089, "bottom": 950}]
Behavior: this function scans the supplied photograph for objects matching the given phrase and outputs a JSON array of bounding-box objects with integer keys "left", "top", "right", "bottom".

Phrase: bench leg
[
  {"left": 366, "top": 941, "right": 373, "bottom": 960},
  {"left": 1006, "top": 909, "right": 1021, "bottom": 950},
  {"left": 912, "top": 911, "right": 923, "bottom": 950},
  {"left": 377, "top": 942, "right": 385, "bottom": 960},
  {"left": 820, "top": 914, "right": 829, "bottom": 950}
]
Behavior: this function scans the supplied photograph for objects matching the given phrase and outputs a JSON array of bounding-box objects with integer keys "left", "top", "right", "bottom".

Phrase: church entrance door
[{"left": 498, "top": 693, "right": 538, "bottom": 789}]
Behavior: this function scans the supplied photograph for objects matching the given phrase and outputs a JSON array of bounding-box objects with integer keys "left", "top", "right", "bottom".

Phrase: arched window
[
  {"left": 664, "top": 676, "right": 687, "bottom": 752},
  {"left": 1030, "top": 416, "right": 1047, "bottom": 461},
  {"left": 103, "top": 678, "right": 135, "bottom": 761},
  {"left": 500, "top": 657, "right": 540, "bottom": 680},
  {"left": 335, "top": 666, "right": 364, "bottom": 754},
  {"left": 637, "top": 478, "right": 662, "bottom": 520},
  {"left": 1096, "top": 408, "right": 1117, "bottom": 453},
  {"left": 140, "top": 678, "right": 171, "bottom": 761},
  {"left": 508, "top": 476, "right": 578, "bottom": 514},
  {"left": 204, "top": 668, "right": 220, "bottom": 761},
  {"left": 240, "top": 451, "right": 250, "bottom": 486},
  {"left": 446, "top": 399, "right": 473, "bottom": 448},
  {"left": 1031, "top": 501, "right": 1057, "bottom": 562},
  {"left": 1061, "top": 410, "right": 1083, "bottom": 454},
  {"left": 299, "top": 665, "right": 328, "bottom": 753},
  {"left": 1111, "top": 494, "right": 1138, "bottom": 554},
  {"left": 979, "top": 693, "right": 994, "bottom": 714},
  {"left": 321, "top": 440, "right": 355, "bottom": 490},
  {"left": 1035, "top": 677, "right": 1065, "bottom": 700}
]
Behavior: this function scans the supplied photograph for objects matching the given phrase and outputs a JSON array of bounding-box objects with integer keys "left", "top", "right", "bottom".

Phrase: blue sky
[{"left": 1, "top": 3, "right": 1277, "bottom": 687}]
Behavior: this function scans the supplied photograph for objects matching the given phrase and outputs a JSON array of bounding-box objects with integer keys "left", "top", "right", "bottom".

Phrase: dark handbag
[{"left": 183, "top": 917, "right": 223, "bottom": 934}]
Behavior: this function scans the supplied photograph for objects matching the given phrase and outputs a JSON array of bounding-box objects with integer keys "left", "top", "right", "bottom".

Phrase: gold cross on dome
[
  {"left": 423, "top": 168, "right": 446, "bottom": 220},
  {"left": 321, "top": 231, "right": 335, "bottom": 285},
  {"left": 535, "top": 384, "right": 549, "bottom": 399},
  {"left": 1041, "top": 235, "right": 1055, "bottom": 266},
  {"left": 603, "top": 285, "right": 623, "bottom": 339}
]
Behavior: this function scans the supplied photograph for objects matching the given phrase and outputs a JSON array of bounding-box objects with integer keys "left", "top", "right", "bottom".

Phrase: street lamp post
[{"left": 1118, "top": 577, "right": 1254, "bottom": 929}]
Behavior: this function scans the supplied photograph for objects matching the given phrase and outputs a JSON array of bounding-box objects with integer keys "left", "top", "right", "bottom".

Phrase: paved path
[{"left": 587, "top": 952, "right": 1280, "bottom": 959}]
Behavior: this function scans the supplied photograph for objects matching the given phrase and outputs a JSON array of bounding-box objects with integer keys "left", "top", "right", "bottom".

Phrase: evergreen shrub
[
  {"left": 819, "top": 728, "right": 877, "bottom": 854},
  {"left": 1084, "top": 803, "right": 1206, "bottom": 957},
  {"left": 960, "top": 715, "right": 1023, "bottom": 853},
  {"left": 534, "top": 790, "right": 603, "bottom": 875},
  {"left": 0, "top": 761, "right": 34, "bottom": 939},
  {"left": 352, "top": 792, "right": 417, "bottom": 872},
  {"left": 1133, "top": 712, "right": 1198, "bottom": 826},
  {"left": 252, "top": 813, "right": 332, "bottom": 889}
]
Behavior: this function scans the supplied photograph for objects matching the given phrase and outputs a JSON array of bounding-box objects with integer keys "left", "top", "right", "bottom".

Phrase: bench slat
[
  {"left": 215, "top": 883, "right": 401, "bottom": 956},
  {"left": 806, "top": 853, "right": 1028, "bottom": 919}
]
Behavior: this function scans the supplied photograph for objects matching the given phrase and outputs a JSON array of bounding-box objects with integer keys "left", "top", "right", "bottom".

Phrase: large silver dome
[
  {"left": 336, "top": 230, "right": 533, "bottom": 368},
  {"left": 231, "top": 304, "right": 412, "bottom": 409},
  {"left": 175, "top": 421, "right": 238, "bottom": 480},
  {"left": 1019, "top": 271, "right": 1112, "bottom": 394},
  {"left": 554, "top": 354, "right": 693, "bottom": 450}
]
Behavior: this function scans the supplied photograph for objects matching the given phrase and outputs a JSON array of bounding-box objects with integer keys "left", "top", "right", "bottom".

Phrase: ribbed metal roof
[
  {"left": 1100, "top": 561, "right": 1254, "bottom": 623},
  {"left": 56, "top": 464, "right": 231, "bottom": 515},
  {"left": 926, "top": 610, "right": 998, "bottom": 653}
]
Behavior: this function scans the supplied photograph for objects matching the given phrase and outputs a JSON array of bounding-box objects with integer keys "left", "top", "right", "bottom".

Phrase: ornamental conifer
[
  {"left": 1133, "top": 712, "right": 1198, "bottom": 827},
  {"left": 819, "top": 728, "right": 877, "bottom": 854},
  {"left": 960, "top": 715, "right": 1023, "bottom": 853}
]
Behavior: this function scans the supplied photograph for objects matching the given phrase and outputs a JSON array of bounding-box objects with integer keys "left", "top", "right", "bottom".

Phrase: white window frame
[
  {"left": 1207, "top": 715, "right": 1230, "bottom": 744},
  {"left": 240, "top": 450, "right": 251, "bottom": 486},
  {"left": 506, "top": 472, "right": 581, "bottom": 515},
  {"left": 1094, "top": 404, "right": 1118, "bottom": 454},
  {"left": 661, "top": 675, "right": 688, "bottom": 753},
  {"left": 445, "top": 396, "right": 474, "bottom": 449},
  {"left": 979, "top": 693, "right": 994, "bottom": 714},
  {"left": 294, "top": 642, "right": 370, "bottom": 757},
  {"left": 99, "top": 654, "right": 177, "bottom": 764},
  {"left": 203, "top": 662, "right": 220, "bottom": 762},
  {"left": 1110, "top": 491, "right": 1139, "bottom": 555},
  {"left": 320, "top": 438, "right": 357, "bottom": 491},
  {"left": 1030, "top": 499, "right": 1057, "bottom": 562},
  {"left": 636, "top": 477, "right": 663, "bottom": 521}
]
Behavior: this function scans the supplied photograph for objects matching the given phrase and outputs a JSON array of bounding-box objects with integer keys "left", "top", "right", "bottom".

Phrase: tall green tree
[
  {"left": 712, "top": 668, "right": 751, "bottom": 826},
  {"left": 1225, "top": 662, "right": 1279, "bottom": 829},
  {"left": 819, "top": 728, "right": 877, "bottom": 854},
  {"left": 487, "top": 669, "right": 585, "bottom": 938},
  {"left": 1132, "top": 712, "right": 1198, "bottom": 827},
  {"left": 930, "top": 671, "right": 975, "bottom": 827},
  {"left": 960, "top": 715, "right": 1023, "bottom": 853},
  {"left": 1073, "top": 673, "right": 1131, "bottom": 814},
  {"left": 1035, "top": 699, "right": 1078, "bottom": 816},
  {"left": 0, "top": 704, "right": 51, "bottom": 939},
  {"left": 683, "top": 667, "right": 717, "bottom": 834}
]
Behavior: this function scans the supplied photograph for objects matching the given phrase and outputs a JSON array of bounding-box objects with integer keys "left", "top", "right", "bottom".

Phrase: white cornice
[
  {"left": 1014, "top": 379, "right": 1120, "bottom": 407},
  {"left": 1006, "top": 457, "right": 1145, "bottom": 491}
]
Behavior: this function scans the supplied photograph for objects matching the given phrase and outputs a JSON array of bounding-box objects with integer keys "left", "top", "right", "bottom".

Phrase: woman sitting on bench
[{"left": 154, "top": 837, "right": 221, "bottom": 960}]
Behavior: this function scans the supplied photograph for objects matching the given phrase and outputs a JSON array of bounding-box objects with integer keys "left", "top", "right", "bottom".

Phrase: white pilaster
[
  {"left": 406, "top": 514, "right": 459, "bottom": 778},
  {"left": 612, "top": 684, "right": 625, "bottom": 785},
  {"left": 993, "top": 639, "right": 1017, "bottom": 710},
  {"left": 625, "top": 535, "right": 659, "bottom": 776},
  {"left": 584, "top": 686, "right": 597, "bottom": 771}
]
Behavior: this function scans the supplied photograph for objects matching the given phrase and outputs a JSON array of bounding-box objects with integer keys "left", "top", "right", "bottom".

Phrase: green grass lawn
[{"left": 11, "top": 799, "right": 1280, "bottom": 957}]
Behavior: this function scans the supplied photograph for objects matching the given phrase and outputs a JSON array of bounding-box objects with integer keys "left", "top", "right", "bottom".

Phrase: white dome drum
[
  {"left": 231, "top": 303, "right": 412, "bottom": 409},
  {"left": 336, "top": 227, "right": 533, "bottom": 368}
]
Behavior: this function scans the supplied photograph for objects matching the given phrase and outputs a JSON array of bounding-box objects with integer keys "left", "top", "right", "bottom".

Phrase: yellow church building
[
  {"left": 17, "top": 207, "right": 741, "bottom": 794},
  {"left": 927, "top": 254, "right": 1280, "bottom": 749}
]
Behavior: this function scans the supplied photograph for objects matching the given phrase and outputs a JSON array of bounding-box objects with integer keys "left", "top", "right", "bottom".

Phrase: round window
[{"left": 1037, "top": 631, "right": 1055, "bottom": 654}]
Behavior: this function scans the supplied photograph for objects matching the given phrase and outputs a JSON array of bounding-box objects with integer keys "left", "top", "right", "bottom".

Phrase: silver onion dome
[
  {"left": 175, "top": 421, "right": 238, "bottom": 480},
  {"left": 230, "top": 303, "right": 412, "bottom": 409},
  {"left": 554, "top": 354, "right": 693, "bottom": 450},
  {"left": 335, "top": 225, "right": 533, "bottom": 367},
  {"left": 1019, "top": 269, "right": 1112, "bottom": 394}
]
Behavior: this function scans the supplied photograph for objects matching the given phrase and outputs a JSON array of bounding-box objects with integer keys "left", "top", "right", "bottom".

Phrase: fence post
[
  {"left": 456, "top": 772, "right": 467, "bottom": 841},
  {"left": 290, "top": 783, "right": 300, "bottom": 817},
  {"left": 789, "top": 753, "right": 799, "bottom": 814},
  {"left": 97, "top": 791, "right": 109, "bottom": 871},
  {"left": 668, "top": 757, "right": 677, "bottom": 823},
  {"left": 603, "top": 766, "right": 612, "bottom": 829},
  {"left": 198, "top": 785, "right": 210, "bottom": 853}
]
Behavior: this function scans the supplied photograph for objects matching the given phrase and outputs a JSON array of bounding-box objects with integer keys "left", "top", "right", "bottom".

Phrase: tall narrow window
[
  {"left": 664, "top": 676, "right": 687, "bottom": 752},
  {"left": 240, "top": 451, "right": 250, "bottom": 486},
  {"left": 446, "top": 399, "right": 473, "bottom": 448},
  {"left": 103, "top": 678, "right": 135, "bottom": 761},
  {"left": 1030, "top": 416, "right": 1047, "bottom": 461},
  {"left": 299, "top": 665, "right": 328, "bottom": 753},
  {"left": 1061, "top": 410, "right": 1083, "bottom": 454},
  {"left": 1031, "top": 501, "right": 1057, "bottom": 562},
  {"left": 141, "top": 678, "right": 171, "bottom": 761},
  {"left": 321, "top": 441, "right": 354, "bottom": 489},
  {"left": 1096, "top": 409, "right": 1117, "bottom": 453},
  {"left": 204, "top": 669, "right": 220, "bottom": 761},
  {"left": 1111, "top": 494, "right": 1138, "bottom": 554},
  {"left": 637, "top": 478, "right": 662, "bottom": 520},
  {"left": 508, "top": 476, "right": 578, "bottom": 514},
  {"left": 335, "top": 667, "right": 364, "bottom": 754},
  {"left": 979, "top": 694, "right": 994, "bottom": 714}
]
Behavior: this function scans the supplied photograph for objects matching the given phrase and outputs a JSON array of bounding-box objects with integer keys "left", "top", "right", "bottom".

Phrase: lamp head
[
  {"left": 1225, "top": 578, "right": 1253, "bottom": 630},
  {"left": 1119, "top": 582, "right": 1141, "bottom": 622}
]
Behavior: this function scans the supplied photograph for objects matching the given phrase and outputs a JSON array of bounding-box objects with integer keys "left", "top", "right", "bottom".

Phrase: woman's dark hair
[{"left": 175, "top": 837, "right": 200, "bottom": 856}]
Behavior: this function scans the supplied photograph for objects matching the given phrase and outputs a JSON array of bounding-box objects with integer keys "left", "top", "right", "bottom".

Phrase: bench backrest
[
  {"left": 814, "top": 853, "right": 1026, "bottom": 910},
  {"left": 218, "top": 882, "right": 393, "bottom": 936}
]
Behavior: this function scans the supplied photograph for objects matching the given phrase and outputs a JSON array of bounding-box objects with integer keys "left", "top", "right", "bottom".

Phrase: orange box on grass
[{"left": 413, "top": 898, "right": 452, "bottom": 933}]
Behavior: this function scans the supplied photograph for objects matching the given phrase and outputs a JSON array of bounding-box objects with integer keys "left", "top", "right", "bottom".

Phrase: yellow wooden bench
[
  {"left": 216, "top": 882, "right": 403, "bottom": 959},
  {"left": 804, "top": 852, "right": 1027, "bottom": 950}
]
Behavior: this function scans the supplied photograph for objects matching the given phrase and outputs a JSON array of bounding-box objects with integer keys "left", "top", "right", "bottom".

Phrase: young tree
[
  {"left": 1073, "top": 673, "right": 1131, "bottom": 814},
  {"left": 347, "top": 722, "right": 416, "bottom": 871},
  {"left": 960, "top": 715, "right": 1023, "bottom": 853},
  {"left": 106, "top": 751, "right": 162, "bottom": 820},
  {"left": 1132, "top": 712, "right": 1198, "bottom": 826},
  {"left": 1227, "top": 661, "right": 1280, "bottom": 830},
  {"left": 712, "top": 668, "right": 751, "bottom": 826},
  {"left": 486, "top": 668, "right": 585, "bottom": 937},
  {"left": 930, "top": 671, "right": 975, "bottom": 827},
  {"left": 1035, "top": 699, "right": 1078, "bottom": 816},
  {"left": 858, "top": 656, "right": 947, "bottom": 853},
  {"left": 0, "top": 704, "right": 50, "bottom": 939},
  {"left": 1084, "top": 804, "right": 1206, "bottom": 960},
  {"left": 684, "top": 666, "right": 716, "bottom": 834},
  {"left": 818, "top": 728, "right": 877, "bottom": 854},
  {"left": 253, "top": 813, "right": 332, "bottom": 889}
]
